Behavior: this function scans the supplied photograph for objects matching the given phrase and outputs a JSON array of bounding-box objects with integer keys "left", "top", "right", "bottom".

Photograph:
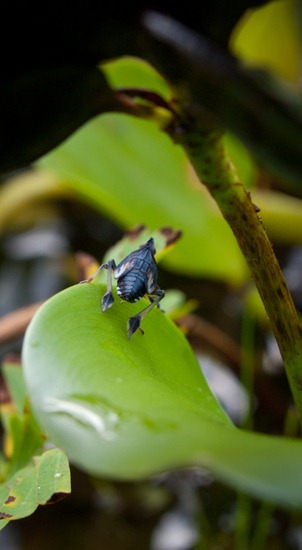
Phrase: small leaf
[
  {"left": 161, "top": 289, "right": 198, "bottom": 320},
  {"left": 0, "top": 448, "right": 70, "bottom": 528},
  {"left": 102, "top": 57, "right": 171, "bottom": 100},
  {"left": 103, "top": 225, "right": 182, "bottom": 266}
]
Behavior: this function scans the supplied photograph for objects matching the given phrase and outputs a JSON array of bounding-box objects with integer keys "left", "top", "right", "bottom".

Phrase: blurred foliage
[
  {"left": 230, "top": 0, "right": 302, "bottom": 83},
  {"left": 0, "top": 364, "right": 70, "bottom": 530}
]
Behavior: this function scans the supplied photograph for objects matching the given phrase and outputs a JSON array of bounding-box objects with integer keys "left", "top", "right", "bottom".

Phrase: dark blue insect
[{"left": 83, "top": 238, "right": 165, "bottom": 339}]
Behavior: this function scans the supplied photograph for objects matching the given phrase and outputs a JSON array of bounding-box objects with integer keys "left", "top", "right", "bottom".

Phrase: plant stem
[
  {"left": 251, "top": 502, "right": 274, "bottom": 550},
  {"left": 234, "top": 492, "right": 252, "bottom": 550},
  {"left": 176, "top": 121, "right": 302, "bottom": 420}
]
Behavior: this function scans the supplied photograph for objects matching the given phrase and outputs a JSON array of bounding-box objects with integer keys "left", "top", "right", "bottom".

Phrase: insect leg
[
  {"left": 79, "top": 263, "right": 108, "bottom": 284},
  {"left": 127, "top": 288, "right": 165, "bottom": 339},
  {"left": 101, "top": 259, "right": 116, "bottom": 312},
  {"left": 80, "top": 260, "right": 116, "bottom": 312}
]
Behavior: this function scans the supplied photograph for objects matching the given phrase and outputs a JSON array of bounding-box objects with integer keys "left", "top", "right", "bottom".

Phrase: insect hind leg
[
  {"left": 127, "top": 288, "right": 165, "bottom": 339},
  {"left": 147, "top": 293, "right": 165, "bottom": 312}
]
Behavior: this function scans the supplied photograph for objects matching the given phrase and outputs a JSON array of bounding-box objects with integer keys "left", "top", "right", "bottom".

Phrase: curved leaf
[
  {"left": 231, "top": 0, "right": 301, "bottom": 84},
  {"left": 39, "top": 114, "right": 247, "bottom": 284},
  {"left": 102, "top": 56, "right": 171, "bottom": 99},
  {"left": 22, "top": 283, "right": 302, "bottom": 508}
]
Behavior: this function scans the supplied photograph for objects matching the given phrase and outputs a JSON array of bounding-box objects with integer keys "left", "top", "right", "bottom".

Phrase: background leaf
[
  {"left": 2, "top": 364, "right": 26, "bottom": 417},
  {"left": 102, "top": 57, "right": 171, "bottom": 99},
  {"left": 0, "top": 448, "right": 70, "bottom": 529},
  {"left": 230, "top": 0, "right": 302, "bottom": 84},
  {"left": 0, "top": 364, "right": 44, "bottom": 477},
  {"left": 39, "top": 113, "right": 247, "bottom": 284}
]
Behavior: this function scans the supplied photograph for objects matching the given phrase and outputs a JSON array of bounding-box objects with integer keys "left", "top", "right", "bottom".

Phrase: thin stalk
[
  {"left": 176, "top": 121, "right": 302, "bottom": 421},
  {"left": 251, "top": 502, "right": 274, "bottom": 550},
  {"left": 234, "top": 310, "right": 255, "bottom": 549},
  {"left": 139, "top": 7, "right": 302, "bottom": 419},
  {"left": 234, "top": 492, "right": 252, "bottom": 550}
]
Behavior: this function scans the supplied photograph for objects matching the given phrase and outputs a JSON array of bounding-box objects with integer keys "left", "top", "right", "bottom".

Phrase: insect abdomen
[{"left": 117, "top": 270, "right": 146, "bottom": 302}]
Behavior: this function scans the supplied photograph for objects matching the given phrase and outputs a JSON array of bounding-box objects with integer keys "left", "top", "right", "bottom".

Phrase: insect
[{"left": 82, "top": 238, "right": 165, "bottom": 339}]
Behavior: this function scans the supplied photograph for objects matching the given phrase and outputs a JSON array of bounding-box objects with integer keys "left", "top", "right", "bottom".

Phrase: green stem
[
  {"left": 251, "top": 502, "right": 274, "bottom": 550},
  {"left": 234, "top": 492, "right": 252, "bottom": 550},
  {"left": 176, "top": 121, "right": 302, "bottom": 420}
]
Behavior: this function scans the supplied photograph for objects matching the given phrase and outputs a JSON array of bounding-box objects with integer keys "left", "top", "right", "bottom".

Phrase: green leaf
[
  {"left": 2, "top": 364, "right": 26, "bottom": 417},
  {"left": 253, "top": 189, "right": 302, "bottom": 244},
  {"left": 231, "top": 0, "right": 302, "bottom": 84},
  {"left": 0, "top": 364, "right": 45, "bottom": 477},
  {"left": 39, "top": 113, "right": 247, "bottom": 284},
  {"left": 161, "top": 289, "right": 198, "bottom": 320},
  {"left": 102, "top": 57, "right": 171, "bottom": 99},
  {"left": 0, "top": 448, "right": 70, "bottom": 528},
  {"left": 102, "top": 225, "right": 182, "bottom": 265},
  {"left": 22, "top": 283, "right": 302, "bottom": 508},
  {"left": 0, "top": 411, "right": 44, "bottom": 478}
]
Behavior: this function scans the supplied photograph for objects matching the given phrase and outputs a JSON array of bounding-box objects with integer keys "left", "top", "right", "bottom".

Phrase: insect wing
[
  {"left": 114, "top": 239, "right": 156, "bottom": 283},
  {"left": 114, "top": 252, "right": 138, "bottom": 279},
  {"left": 146, "top": 264, "right": 158, "bottom": 293}
]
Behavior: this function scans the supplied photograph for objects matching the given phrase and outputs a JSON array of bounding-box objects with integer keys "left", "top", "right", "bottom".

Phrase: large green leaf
[
  {"left": 39, "top": 113, "right": 247, "bottom": 284},
  {"left": 22, "top": 283, "right": 302, "bottom": 508}
]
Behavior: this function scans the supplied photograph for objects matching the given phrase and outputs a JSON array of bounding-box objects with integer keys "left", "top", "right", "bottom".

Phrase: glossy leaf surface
[{"left": 22, "top": 283, "right": 302, "bottom": 508}]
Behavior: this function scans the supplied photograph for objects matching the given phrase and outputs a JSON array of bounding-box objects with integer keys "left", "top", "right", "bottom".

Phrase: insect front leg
[
  {"left": 127, "top": 288, "right": 165, "bottom": 339},
  {"left": 80, "top": 260, "right": 116, "bottom": 312},
  {"left": 101, "top": 259, "right": 116, "bottom": 312},
  {"left": 79, "top": 263, "right": 107, "bottom": 284}
]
